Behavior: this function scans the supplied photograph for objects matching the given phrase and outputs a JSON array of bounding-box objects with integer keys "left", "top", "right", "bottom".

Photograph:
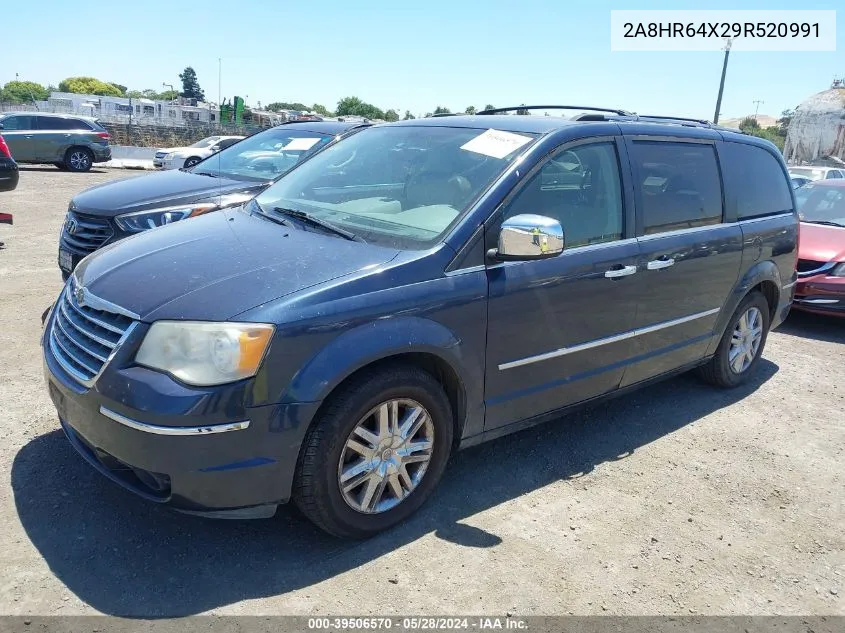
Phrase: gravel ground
[{"left": 0, "top": 167, "right": 842, "bottom": 617}]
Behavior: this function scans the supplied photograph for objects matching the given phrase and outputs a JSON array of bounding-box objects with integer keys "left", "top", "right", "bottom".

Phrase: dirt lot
[{"left": 0, "top": 167, "right": 843, "bottom": 617}]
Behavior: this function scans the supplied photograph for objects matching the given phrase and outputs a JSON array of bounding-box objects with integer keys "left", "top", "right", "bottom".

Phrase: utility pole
[
  {"left": 162, "top": 83, "right": 175, "bottom": 104},
  {"left": 753, "top": 99, "right": 764, "bottom": 122},
  {"left": 713, "top": 38, "right": 733, "bottom": 125},
  {"left": 218, "top": 58, "right": 222, "bottom": 130}
]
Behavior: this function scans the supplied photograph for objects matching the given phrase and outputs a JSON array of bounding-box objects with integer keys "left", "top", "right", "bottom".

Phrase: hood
[
  {"left": 71, "top": 169, "right": 267, "bottom": 217},
  {"left": 74, "top": 207, "right": 400, "bottom": 322},
  {"left": 799, "top": 222, "right": 845, "bottom": 262}
]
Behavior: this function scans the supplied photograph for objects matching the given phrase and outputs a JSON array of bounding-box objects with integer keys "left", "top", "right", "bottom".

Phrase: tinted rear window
[
  {"left": 628, "top": 140, "right": 723, "bottom": 235},
  {"left": 719, "top": 142, "right": 793, "bottom": 220}
]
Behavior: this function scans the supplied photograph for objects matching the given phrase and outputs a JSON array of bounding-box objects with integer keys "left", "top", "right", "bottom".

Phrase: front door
[
  {"left": 484, "top": 138, "right": 642, "bottom": 431},
  {"left": 619, "top": 137, "right": 743, "bottom": 388}
]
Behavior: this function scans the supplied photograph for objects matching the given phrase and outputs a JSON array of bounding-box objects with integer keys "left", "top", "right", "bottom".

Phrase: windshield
[
  {"left": 252, "top": 125, "right": 539, "bottom": 249},
  {"left": 192, "top": 129, "right": 337, "bottom": 181},
  {"left": 789, "top": 168, "right": 822, "bottom": 179},
  {"left": 796, "top": 184, "right": 845, "bottom": 227},
  {"left": 190, "top": 136, "right": 222, "bottom": 149}
]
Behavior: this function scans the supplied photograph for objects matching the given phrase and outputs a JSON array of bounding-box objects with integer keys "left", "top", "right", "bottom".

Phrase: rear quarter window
[{"left": 719, "top": 142, "right": 794, "bottom": 220}]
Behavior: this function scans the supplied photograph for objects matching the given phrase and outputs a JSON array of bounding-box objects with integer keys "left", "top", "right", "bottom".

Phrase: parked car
[
  {"left": 788, "top": 166, "right": 845, "bottom": 181},
  {"left": 0, "top": 132, "right": 19, "bottom": 192},
  {"left": 790, "top": 176, "right": 813, "bottom": 189},
  {"left": 153, "top": 136, "right": 244, "bottom": 169},
  {"left": 0, "top": 112, "right": 111, "bottom": 172},
  {"left": 42, "top": 107, "right": 798, "bottom": 538},
  {"left": 57, "top": 121, "right": 370, "bottom": 280},
  {"left": 793, "top": 180, "right": 845, "bottom": 317}
]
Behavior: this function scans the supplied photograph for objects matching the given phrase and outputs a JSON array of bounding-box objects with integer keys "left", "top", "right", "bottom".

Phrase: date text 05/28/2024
[{"left": 307, "top": 617, "right": 528, "bottom": 631}]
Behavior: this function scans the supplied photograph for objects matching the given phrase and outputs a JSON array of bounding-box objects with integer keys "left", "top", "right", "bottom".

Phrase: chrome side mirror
[{"left": 490, "top": 214, "right": 564, "bottom": 261}]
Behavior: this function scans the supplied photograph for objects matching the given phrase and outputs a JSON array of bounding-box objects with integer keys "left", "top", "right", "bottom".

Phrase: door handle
[
  {"left": 647, "top": 258, "right": 675, "bottom": 270},
  {"left": 605, "top": 265, "right": 638, "bottom": 279}
]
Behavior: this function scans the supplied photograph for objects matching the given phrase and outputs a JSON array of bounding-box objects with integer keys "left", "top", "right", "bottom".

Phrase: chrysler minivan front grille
[{"left": 48, "top": 280, "right": 136, "bottom": 386}]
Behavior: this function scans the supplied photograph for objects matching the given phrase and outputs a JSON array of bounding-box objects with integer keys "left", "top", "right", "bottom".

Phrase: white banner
[{"left": 610, "top": 10, "right": 837, "bottom": 51}]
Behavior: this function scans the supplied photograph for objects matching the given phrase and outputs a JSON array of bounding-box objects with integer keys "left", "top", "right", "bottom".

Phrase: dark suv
[
  {"left": 57, "top": 120, "right": 369, "bottom": 279},
  {"left": 42, "top": 106, "right": 798, "bottom": 539},
  {"left": 0, "top": 112, "right": 111, "bottom": 172}
]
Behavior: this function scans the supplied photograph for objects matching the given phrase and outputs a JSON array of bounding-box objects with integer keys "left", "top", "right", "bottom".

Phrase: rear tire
[
  {"left": 698, "top": 291, "right": 770, "bottom": 388},
  {"left": 64, "top": 148, "right": 93, "bottom": 172},
  {"left": 293, "top": 365, "right": 454, "bottom": 539}
]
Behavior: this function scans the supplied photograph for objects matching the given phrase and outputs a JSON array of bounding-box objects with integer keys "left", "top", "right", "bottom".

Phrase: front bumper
[
  {"left": 794, "top": 276, "right": 845, "bottom": 317},
  {"left": 42, "top": 315, "right": 319, "bottom": 516}
]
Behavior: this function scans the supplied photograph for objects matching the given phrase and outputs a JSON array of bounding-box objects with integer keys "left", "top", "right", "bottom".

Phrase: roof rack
[
  {"left": 638, "top": 115, "right": 711, "bottom": 125},
  {"left": 430, "top": 112, "right": 458, "bottom": 117},
  {"left": 478, "top": 105, "right": 634, "bottom": 116}
]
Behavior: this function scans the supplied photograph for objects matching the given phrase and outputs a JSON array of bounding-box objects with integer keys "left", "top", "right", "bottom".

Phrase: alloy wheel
[
  {"left": 729, "top": 306, "right": 763, "bottom": 374},
  {"left": 337, "top": 398, "right": 434, "bottom": 514}
]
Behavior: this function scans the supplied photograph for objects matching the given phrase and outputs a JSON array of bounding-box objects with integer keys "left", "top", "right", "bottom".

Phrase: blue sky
[{"left": 4, "top": 0, "right": 842, "bottom": 120}]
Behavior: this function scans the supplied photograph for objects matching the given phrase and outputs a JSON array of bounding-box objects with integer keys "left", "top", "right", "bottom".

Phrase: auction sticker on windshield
[
  {"left": 460, "top": 129, "right": 534, "bottom": 159},
  {"left": 283, "top": 137, "right": 324, "bottom": 151}
]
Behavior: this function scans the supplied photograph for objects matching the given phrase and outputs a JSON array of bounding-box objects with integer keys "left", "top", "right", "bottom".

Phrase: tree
[
  {"left": 336, "top": 96, "right": 385, "bottom": 120},
  {"left": 484, "top": 104, "right": 495, "bottom": 111},
  {"left": 1, "top": 80, "right": 49, "bottom": 103},
  {"left": 109, "top": 82, "right": 128, "bottom": 95},
  {"left": 464, "top": 105, "right": 477, "bottom": 115},
  {"left": 178, "top": 66, "right": 205, "bottom": 101},
  {"left": 267, "top": 101, "right": 308, "bottom": 112},
  {"left": 311, "top": 103, "right": 332, "bottom": 116},
  {"left": 58, "top": 76, "right": 124, "bottom": 96},
  {"left": 739, "top": 115, "right": 786, "bottom": 151},
  {"left": 433, "top": 106, "right": 451, "bottom": 115},
  {"left": 403, "top": 110, "right": 415, "bottom": 120},
  {"left": 384, "top": 109, "right": 399, "bottom": 122}
]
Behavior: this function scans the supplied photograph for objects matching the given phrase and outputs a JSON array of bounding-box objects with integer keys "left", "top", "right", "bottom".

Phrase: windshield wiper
[
  {"left": 190, "top": 170, "right": 221, "bottom": 178},
  {"left": 273, "top": 207, "right": 362, "bottom": 241},
  {"left": 805, "top": 220, "right": 845, "bottom": 228}
]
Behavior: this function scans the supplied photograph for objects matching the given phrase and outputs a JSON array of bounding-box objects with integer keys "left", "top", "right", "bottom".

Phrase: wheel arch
[
  {"left": 282, "top": 317, "right": 482, "bottom": 450},
  {"left": 705, "top": 259, "right": 782, "bottom": 357}
]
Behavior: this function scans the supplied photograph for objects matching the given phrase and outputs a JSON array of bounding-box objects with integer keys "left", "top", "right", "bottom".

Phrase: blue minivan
[{"left": 42, "top": 106, "right": 798, "bottom": 538}]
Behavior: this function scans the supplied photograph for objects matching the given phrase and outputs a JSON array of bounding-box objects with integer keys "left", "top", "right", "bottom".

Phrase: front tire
[
  {"left": 184, "top": 156, "right": 202, "bottom": 168},
  {"left": 293, "top": 365, "right": 454, "bottom": 539},
  {"left": 698, "top": 291, "right": 770, "bottom": 388},
  {"left": 64, "top": 148, "right": 93, "bottom": 172}
]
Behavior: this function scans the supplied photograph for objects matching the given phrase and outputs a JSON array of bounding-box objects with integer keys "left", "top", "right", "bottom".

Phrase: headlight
[
  {"left": 114, "top": 203, "right": 218, "bottom": 232},
  {"left": 136, "top": 321, "right": 275, "bottom": 386},
  {"left": 830, "top": 262, "right": 845, "bottom": 277}
]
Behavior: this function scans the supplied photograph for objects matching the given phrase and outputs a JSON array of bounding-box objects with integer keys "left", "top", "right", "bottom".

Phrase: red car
[{"left": 793, "top": 180, "right": 845, "bottom": 317}]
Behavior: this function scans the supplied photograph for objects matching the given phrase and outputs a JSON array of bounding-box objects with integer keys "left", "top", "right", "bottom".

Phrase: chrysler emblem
[{"left": 66, "top": 217, "right": 79, "bottom": 235}]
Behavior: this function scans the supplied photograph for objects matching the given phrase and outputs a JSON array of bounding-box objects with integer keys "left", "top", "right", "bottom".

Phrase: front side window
[
  {"left": 193, "top": 129, "right": 339, "bottom": 181},
  {"left": 629, "top": 141, "right": 723, "bottom": 235},
  {"left": 0, "top": 115, "right": 35, "bottom": 131},
  {"left": 797, "top": 185, "right": 845, "bottom": 227},
  {"left": 501, "top": 141, "right": 624, "bottom": 248},
  {"left": 253, "top": 125, "right": 539, "bottom": 249}
]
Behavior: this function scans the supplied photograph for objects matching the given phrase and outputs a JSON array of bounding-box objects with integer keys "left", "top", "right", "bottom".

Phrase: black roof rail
[
  {"left": 478, "top": 105, "right": 634, "bottom": 116},
  {"left": 638, "top": 115, "right": 712, "bottom": 125},
  {"left": 430, "top": 112, "right": 458, "bottom": 117}
]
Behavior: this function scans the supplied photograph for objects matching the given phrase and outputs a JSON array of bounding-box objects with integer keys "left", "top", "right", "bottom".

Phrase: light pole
[
  {"left": 713, "top": 38, "right": 733, "bottom": 125},
  {"left": 162, "top": 83, "right": 175, "bottom": 104},
  {"left": 753, "top": 100, "right": 764, "bottom": 122}
]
